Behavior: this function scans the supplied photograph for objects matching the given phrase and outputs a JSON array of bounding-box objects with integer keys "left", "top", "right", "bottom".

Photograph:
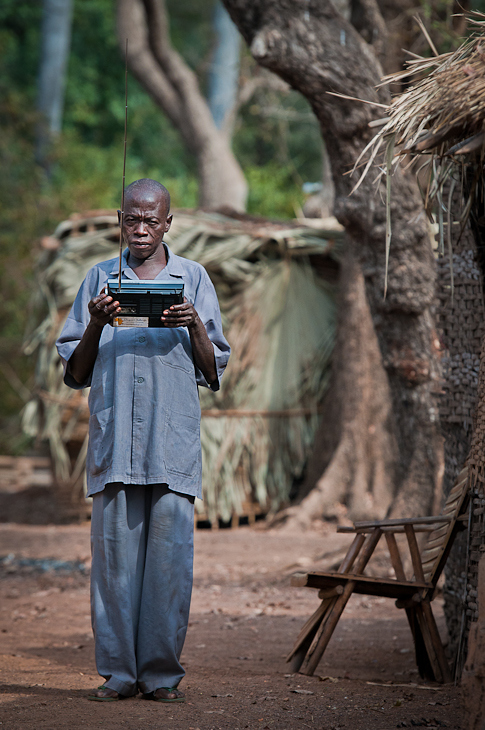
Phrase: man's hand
[
  {"left": 68, "top": 289, "right": 120, "bottom": 384},
  {"left": 161, "top": 298, "right": 217, "bottom": 384},
  {"left": 88, "top": 289, "right": 121, "bottom": 328},
  {"left": 161, "top": 297, "right": 199, "bottom": 329}
]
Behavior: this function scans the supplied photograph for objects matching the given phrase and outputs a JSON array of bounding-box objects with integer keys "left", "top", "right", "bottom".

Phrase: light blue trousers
[{"left": 90, "top": 483, "right": 194, "bottom": 696}]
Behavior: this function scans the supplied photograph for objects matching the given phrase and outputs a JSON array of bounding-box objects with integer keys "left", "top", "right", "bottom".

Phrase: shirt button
[
  {"left": 137, "top": 377, "right": 144, "bottom": 383},
  {"left": 138, "top": 336, "right": 146, "bottom": 342}
]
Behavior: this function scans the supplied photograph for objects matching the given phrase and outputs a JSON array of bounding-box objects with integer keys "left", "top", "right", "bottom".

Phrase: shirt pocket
[
  {"left": 87, "top": 405, "right": 114, "bottom": 476},
  {"left": 164, "top": 410, "right": 200, "bottom": 478},
  {"left": 158, "top": 330, "right": 194, "bottom": 374}
]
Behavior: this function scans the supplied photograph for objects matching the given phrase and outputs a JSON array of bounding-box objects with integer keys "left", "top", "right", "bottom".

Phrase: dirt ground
[{"left": 0, "top": 520, "right": 463, "bottom": 730}]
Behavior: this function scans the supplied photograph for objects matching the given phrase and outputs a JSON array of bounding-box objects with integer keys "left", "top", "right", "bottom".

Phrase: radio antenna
[{"left": 118, "top": 38, "right": 128, "bottom": 291}]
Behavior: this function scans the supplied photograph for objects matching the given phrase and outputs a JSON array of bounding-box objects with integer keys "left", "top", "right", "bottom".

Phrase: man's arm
[
  {"left": 161, "top": 299, "right": 217, "bottom": 385},
  {"left": 68, "top": 290, "right": 120, "bottom": 384}
]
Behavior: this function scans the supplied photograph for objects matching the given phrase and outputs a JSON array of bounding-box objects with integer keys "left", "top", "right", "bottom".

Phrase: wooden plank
[
  {"left": 395, "top": 594, "right": 423, "bottom": 608},
  {"left": 426, "top": 478, "right": 470, "bottom": 588},
  {"left": 303, "top": 572, "right": 429, "bottom": 599},
  {"left": 420, "top": 545, "right": 443, "bottom": 561},
  {"left": 421, "top": 560, "right": 436, "bottom": 574},
  {"left": 414, "top": 604, "right": 444, "bottom": 683},
  {"left": 443, "top": 503, "right": 460, "bottom": 516},
  {"left": 290, "top": 572, "right": 310, "bottom": 587},
  {"left": 385, "top": 533, "right": 406, "bottom": 581},
  {"left": 304, "top": 595, "right": 341, "bottom": 666},
  {"left": 407, "top": 606, "right": 435, "bottom": 681},
  {"left": 345, "top": 525, "right": 438, "bottom": 534},
  {"left": 286, "top": 599, "right": 333, "bottom": 662},
  {"left": 421, "top": 601, "right": 452, "bottom": 683},
  {"left": 405, "top": 525, "right": 426, "bottom": 583},
  {"left": 425, "top": 534, "right": 450, "bottom": 550},
  {"left": 354, "top": 515, "right": 452, "bottom": 529},
  {"left": 426, "top": 524, "right": 450, "bottom": 540},
  {"left": 448, "top": 483, "right": 465, "bottom": 497},
  {"left": 318, "top": 585, "right": 344, "bottom": 600},
  {"left": 338, "top": 533, "right": 366, "bottom": 573}
]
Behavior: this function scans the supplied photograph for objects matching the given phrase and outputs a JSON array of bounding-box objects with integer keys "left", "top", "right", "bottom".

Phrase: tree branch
[
  {"left": 116, "top": 0, "right": 248, "bottom": 209},
  {"left": 223, "top": 0, "right": 387, "bottom": 193},
  {"left": 350, "top": 0, "right": 388, "bottom": 61},
  {"left": 117, "top": 0, "right": 185, "bottom": 136},
  {"left": 141, "top": 0, "right": 212, "bottom": 132},
  {"left": 118, "top": 0, "right": 223, "bottom": 151}
]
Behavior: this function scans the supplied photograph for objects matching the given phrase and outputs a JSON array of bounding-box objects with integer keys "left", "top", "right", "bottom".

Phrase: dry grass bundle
[
  {"left": 354, "top": 12, "right": 485, "bottom": 283},
  {"left": 23, "top": 210, "right": 343, "bottom": 522}
]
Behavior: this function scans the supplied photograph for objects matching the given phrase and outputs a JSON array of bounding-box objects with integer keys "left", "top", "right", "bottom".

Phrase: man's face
[{"left": 121, "top": 191, "right": 172, "bottom": 261}]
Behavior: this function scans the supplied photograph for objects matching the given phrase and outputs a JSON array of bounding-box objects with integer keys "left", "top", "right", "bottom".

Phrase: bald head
[
  {"left": 124, "top": 179, "right": 170, "bottom": 211},
  {"left": 121, "top": 179, "right": 173, "bottom": 264}
]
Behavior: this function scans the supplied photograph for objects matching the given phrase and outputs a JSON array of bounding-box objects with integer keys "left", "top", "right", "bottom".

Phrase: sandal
[
  {"left": 143, "top": 687, "right": 185, "bottom": 703},
  {"left": 88, "top": 685, "right": 122, "bottom": 702}
]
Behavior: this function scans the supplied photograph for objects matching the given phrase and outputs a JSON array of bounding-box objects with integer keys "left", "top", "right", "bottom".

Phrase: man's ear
[
  {"left": 117, "top": 209, "right": 122, "bottom": 226},
  {"left": 165, "top": 214, "right": 173, "bottom": 233}
]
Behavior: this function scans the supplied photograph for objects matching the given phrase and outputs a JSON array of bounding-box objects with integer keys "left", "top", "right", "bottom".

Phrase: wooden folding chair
[{"left": 287, "top": 467, "right": 470, "bottom": 683}]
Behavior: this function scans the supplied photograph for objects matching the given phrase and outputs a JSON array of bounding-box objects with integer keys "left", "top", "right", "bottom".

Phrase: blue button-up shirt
[{"left": 56, "top": 245, "right": 230, "bottom": 499}]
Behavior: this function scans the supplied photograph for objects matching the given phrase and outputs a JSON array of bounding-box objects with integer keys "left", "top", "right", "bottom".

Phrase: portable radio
[{"left": 107, "top": 279, "right": 184, "bottom": 328}]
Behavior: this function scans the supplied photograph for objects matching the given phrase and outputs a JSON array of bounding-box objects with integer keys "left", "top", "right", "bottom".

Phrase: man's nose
[{"left": 134, "top": 220, "right": 148, "bottom": 234}]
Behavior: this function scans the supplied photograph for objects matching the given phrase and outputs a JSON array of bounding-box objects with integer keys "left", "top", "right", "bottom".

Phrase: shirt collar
[{"left": 108, "top": 243, "right": 184, "bottom": 279}]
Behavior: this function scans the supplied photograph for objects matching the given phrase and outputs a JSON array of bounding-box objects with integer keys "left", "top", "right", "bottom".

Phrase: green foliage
[
  {"left": 245, "top": 164, "right": 305, "bottom": 219},
  {"left": 235, "top": 68, "right": 323, "bottom": 183},
  {"left": 0, "top": 96, "right": 43, "bottom": 449}
]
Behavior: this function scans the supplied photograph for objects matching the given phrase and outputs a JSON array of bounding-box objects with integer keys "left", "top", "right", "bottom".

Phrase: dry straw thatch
[
  {"left": 22, "top": 210, "right": 343, "bottom": 523},
  {"left": 355, "top": 12, "right": 485, "bottom": 287}
]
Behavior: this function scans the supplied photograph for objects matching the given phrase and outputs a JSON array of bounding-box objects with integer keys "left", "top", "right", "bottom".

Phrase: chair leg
[
  {"left": 288, "top": 638, "right": 314, "bottom": 674},
  {"left": 289, "top": 529, "right": 382, "bottom": 677},
  {"left": 406, "top": 607, "right": 436, "bottom": 682},
  {"left": 413, "top": 604, "right": 449, "bottom": 683},
  {"left": 420, "top": 601, "right": 452, "bottom": 683},
  {"left": 286, "top": 598, "right": 333, "bottom": 667},
  {"left": 300, "top": 587, "right": 355, "bottom": 676}
]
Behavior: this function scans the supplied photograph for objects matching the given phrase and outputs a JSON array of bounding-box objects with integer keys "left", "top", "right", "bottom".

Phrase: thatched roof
[
  {"left": 23, "top": 210, "right": 343, "bottom": 523},
  {"left": 359, "top": 13, "right": 485, "bottom": 165},
  {"left": 380, "top": 17, "right": 485, "bottom": 155},
  {"left": 353, "top": 12, "right": 485, "bottom": 285}
]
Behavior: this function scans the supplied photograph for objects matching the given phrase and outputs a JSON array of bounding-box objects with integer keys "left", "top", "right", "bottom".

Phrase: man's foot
[
  {"left": 88, "top": 685, "right": 122, "bottom": 702},
  {"left": 144, "top": 687, "right": 185, "bottom": 703}
]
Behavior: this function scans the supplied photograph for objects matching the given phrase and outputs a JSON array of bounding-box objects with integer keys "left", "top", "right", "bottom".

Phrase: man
[{"left": 56, "top": 179, "right": 230, "bottom": 702}]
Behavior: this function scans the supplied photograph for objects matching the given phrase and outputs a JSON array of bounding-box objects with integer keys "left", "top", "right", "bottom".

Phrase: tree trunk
[
  {"left": 284, "top": 248, "right": 396, "bottom": 525},
  {"left": 223, "top": 0, "right": 442, "bottom": 520},
  {"left": 116, "top": 0, "right": 248, "bottom": 211},
  {"left": 36, "top": 0, "right": 74, "bottom": 168}
]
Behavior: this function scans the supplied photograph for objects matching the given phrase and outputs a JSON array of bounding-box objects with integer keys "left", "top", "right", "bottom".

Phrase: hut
[
  {"left": 22, "top": 209, "right": 342, "bottom": 526},
  {"left": 357, "top": 11, "right": 485, "bottom": 703}
]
